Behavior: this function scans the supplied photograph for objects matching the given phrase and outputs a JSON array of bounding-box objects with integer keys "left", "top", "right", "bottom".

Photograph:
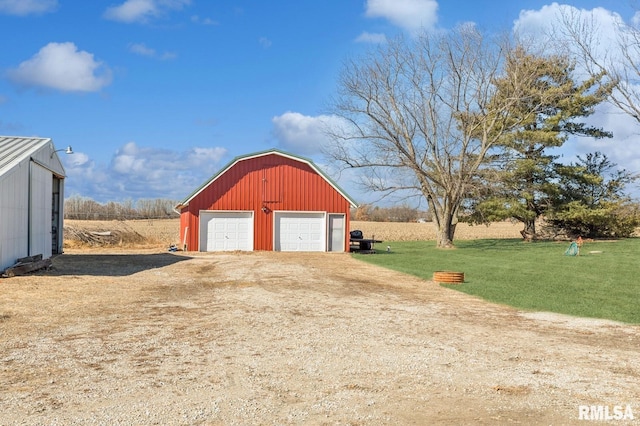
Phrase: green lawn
[{"left": 354, "top": 238, "right": 640, "bottom": 324}]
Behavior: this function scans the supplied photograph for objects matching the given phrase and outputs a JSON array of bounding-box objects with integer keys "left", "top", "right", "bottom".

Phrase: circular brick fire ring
[{"left": 433, "top": 271, "right": 465, "bottom": 284}]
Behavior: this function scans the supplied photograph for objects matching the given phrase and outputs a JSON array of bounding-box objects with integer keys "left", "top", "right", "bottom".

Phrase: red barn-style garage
[{"left": 175, "top": 149, "right": 358, "bottom": 252}]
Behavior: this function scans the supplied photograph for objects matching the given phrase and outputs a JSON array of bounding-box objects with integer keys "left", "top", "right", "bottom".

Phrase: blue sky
[{"left": 1, "top": 0, "right": 639, "bottom": 204}]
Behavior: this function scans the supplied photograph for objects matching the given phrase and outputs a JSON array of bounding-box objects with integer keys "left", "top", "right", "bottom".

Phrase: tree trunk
[
  {"left": 435, "top": 228, "right": 454, "bottom": 248},
  {"left": 433, "top": 211, "right": 457, "bottom": 248},
  {"left": 429, "top": 195, "right": 459, "bottom": 248},
  {"left": 520, "top": 218, "right": 536, "bottom": 241}
]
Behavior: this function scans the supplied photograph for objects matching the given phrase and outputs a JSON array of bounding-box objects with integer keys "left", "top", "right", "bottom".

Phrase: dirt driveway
[{"left": 1, "top": 249, "right": 638, "bottom": 425}]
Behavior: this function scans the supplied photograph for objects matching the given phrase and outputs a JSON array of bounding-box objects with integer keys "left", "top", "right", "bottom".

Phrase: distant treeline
[
  {"left": 351, "top": 204, "right": 430, "bottom": 222},
  {"left": 64, "top": 196, "right": 427, "bottom": 223},
  {"left": 64, "top": 196, "right": 180, "bottom": 220}
]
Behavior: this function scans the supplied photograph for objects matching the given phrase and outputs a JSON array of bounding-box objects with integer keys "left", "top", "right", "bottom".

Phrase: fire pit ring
[{"left": 433, "top": 271, "right": 465, "bottom": 284}]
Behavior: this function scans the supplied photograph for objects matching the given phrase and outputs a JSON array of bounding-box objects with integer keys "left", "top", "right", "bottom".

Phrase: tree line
[
  {"left": 351, "top": 204, "right": 430, "bottom": 223},
  {"left": 325, "top": 17, "right": 640, "bottom": 247},
  {"left": 64, "top": 196, "right": 179, "bottom": 220},
  {"left": 64, "top": 196, "right": 430, "bottom": 223}
]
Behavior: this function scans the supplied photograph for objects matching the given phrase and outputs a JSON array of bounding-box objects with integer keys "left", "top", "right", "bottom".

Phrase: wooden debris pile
[
  {"left": 1, "top": 254, "right": 51, "bottom": 278},
  {"left": 64, "top": 222, "right": 147, "bottom": 247}
]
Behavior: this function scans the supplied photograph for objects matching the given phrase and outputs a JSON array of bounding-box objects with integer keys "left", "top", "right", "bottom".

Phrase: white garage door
[
  {"left": 200, "top": 211, "right": 253, "bottom": 251},
  {"left": 275, "top": 212, "right": 325, "bottom": 252}
]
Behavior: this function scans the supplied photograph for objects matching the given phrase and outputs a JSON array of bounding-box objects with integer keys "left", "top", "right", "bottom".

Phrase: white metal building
[{"left": 0, "top": 136, "right": 67, "bottom": 271}]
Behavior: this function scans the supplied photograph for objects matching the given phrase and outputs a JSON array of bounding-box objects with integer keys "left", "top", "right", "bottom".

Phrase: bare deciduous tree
[
  {"left": 64, "top": 196, "right": 178, "bottom": 220},
  {"left": 558, "top": 8, "right": 640, "bottom": 123},
  {"left": 325, "top": 26, "right": 546, "bottom": 248}
]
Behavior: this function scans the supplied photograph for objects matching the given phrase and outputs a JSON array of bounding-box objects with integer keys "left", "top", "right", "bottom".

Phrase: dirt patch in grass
[{"left": 1, "top": 248, "right": 638, "bottom": 424}]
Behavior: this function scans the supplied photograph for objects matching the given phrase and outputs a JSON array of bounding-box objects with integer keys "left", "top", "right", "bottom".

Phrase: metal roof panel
[{"left": 0, "top": 136, "right": 52, "bottom": 176}]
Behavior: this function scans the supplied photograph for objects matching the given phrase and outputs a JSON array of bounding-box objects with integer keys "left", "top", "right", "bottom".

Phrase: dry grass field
[
  {"left": 64, "top": 219, "right": 181, "bottom": 249},
  {"left": 351, "top": 220, "right": 524, "bottom": 241},
  {"left": 63, "top": 218, "right": 525, "bottom": 250}
]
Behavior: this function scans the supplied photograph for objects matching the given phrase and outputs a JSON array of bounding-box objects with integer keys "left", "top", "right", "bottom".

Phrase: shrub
[{"left": 546, "top": 200, "right": 640, "bottom": 238}]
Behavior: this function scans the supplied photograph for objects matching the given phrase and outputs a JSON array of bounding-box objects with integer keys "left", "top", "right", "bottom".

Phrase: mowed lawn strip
[{"left": 354, "top": 238, "right": 640, "bottom": 324}]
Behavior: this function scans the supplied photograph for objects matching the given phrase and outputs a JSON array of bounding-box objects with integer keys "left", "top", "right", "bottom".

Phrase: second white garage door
[
  {"left": 275, "top": 212, "right": 325, "bottom": 252},
  {"left": 200, "top": 211, "right": 253, "bottom": 251}
]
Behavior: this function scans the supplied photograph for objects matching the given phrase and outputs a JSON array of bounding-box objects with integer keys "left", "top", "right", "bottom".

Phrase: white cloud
[
  {"left": 64, "top": 142, "right": 228, "bottom": 202},
  {"left": 0, "top": 0, "right": 57, "bottom": 15},
  {"left": 66, "top": 151, "right": 90, "bottom": 168},
  {"left": 365, "top": 0, "right": 438, "bottom": 32},
  {"left": 159, "top": 51, "right": 177, "bottom": 60},
  {"left": 514, "top": 3, "right": 640, "bottom": 194},
  {"left": 272, "top": 112, "right": 344, "bottom": 156},
  {"left": 129, "top": 42, "right": 155, "bottom": 57},
  {"left": 187, "top": 147, "right": 227, "bottom": 165},
  {"left": 64, "top": 155, "right": 110, "bottom": 191},
  {"left": 259, "top": 37, "right": 272, "bottom": 49},
  {"left": 104, "top": 0, "right": 155, "bottom": 23},
  {"left": 514, "top": 3, "right": 625, "bottom": 62},
  {"left": 104, "top": 0, "right": 190, "bottom": 24},
  {"left": 355, "top": 31, "right": 387, "bottom": 44},
  {"left": 6, "top": 42, "right": 112, "bottom": 92},
  {"left": 113, "top": 142, "right": 148, "bottom": 174},
  {"left": 191, "top": 15, "right": 218, "bottom": 25},
  {"left": 568, "top": 103, "right": 640, "bottom": 177},
  {"left": 128, "top": 42, "right": 176, "bottom": 60}
]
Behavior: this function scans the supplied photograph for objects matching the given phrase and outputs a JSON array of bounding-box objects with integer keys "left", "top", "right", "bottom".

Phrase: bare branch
[{"left": 325, "top": 27, "right": 524, "bottom": 247}]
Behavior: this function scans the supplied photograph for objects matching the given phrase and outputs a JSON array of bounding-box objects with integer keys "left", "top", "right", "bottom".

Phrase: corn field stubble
[
  {"left": 63, "top": 219, "right": 525, "bottom": 249},
  {"left": 350, "top": 220, "right": 524, "bottom": 241}
]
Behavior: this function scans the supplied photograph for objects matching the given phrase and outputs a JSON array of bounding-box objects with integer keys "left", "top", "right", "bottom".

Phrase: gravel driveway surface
[{"left": 1, "top": 249, "right": 638, "bottom": 425}]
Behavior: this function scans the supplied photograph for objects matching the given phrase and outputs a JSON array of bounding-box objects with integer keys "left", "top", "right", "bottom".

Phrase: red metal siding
[{"left": 179, "top": 154, "right": 352, "bottom": 251}]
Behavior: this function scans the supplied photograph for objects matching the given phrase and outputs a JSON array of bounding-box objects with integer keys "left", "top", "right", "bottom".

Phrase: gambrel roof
[{"left": 175, "top": 148, "right": 358, "bottom": 211}]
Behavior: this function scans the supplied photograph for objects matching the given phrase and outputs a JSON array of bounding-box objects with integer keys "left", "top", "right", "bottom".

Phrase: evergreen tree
[
  {"left": 464, "top": 47, "right": 612, "bottom": 239},
  {"left": 548, "top": 152, "right": 639, "bottom": 238}
]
